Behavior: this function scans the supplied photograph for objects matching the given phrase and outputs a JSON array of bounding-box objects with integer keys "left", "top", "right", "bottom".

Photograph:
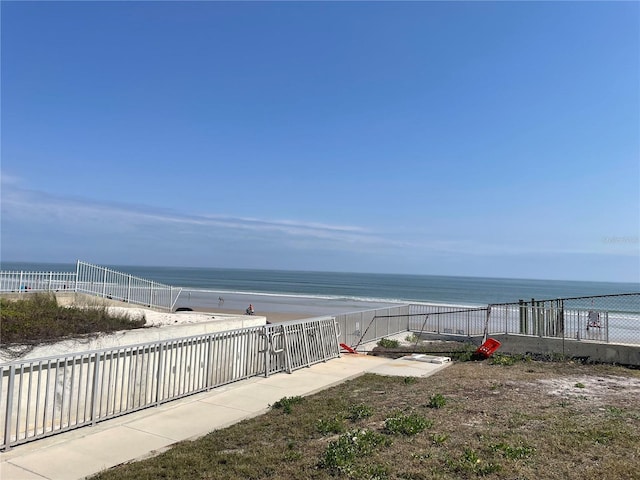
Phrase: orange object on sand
[
  {"left": 476, "top": 338, "right": 501, "bottom": 358},
  {"left": 340, "top": 343, "right": 358, "bottom": 354}
]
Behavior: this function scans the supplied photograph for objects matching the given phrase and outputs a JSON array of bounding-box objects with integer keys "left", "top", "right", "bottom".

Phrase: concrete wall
[
  {"left": 0, "top": 315, "right": 266, "bottom": 363},
  {"left": 490, "top": 334, "right": 640, "bottom": 366},
  {"left": 416, "top": 332, "right": 640, "bottom": 367}
]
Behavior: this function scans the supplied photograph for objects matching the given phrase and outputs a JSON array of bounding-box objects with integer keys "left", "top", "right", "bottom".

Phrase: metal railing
[
  {"left": 0, "top": 317, "right": 339, "bottom": 451},
  {"left": 334, "top": 305, "right": 410, "bottom": 348},
  {"left": 338, "top": 294, "right": 640, "bottom": 348},
  {"left": 487, "top": 294, "right": 640, "bottom": 345},
  {"left": 0, "top": 271, "right": 77, "bottom": 293},
  {"left": 408, "top": 304, "right": 489, "bottom": 337},
  {"left": 0, "top": 261, "right": 182, "bottom": 312}
]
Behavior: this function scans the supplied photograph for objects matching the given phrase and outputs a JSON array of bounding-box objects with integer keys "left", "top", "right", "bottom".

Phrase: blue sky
[{"left": 1, "top": 1, "right": 639, "bottom": 282}]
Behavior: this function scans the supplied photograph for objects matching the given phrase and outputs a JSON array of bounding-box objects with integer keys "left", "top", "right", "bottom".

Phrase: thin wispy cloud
[
  {"left": 1, "top": 184, "right": 386, "bottom": 247},
  {"left": 2, "top": 181, "right": 636, "bottom": 261}
]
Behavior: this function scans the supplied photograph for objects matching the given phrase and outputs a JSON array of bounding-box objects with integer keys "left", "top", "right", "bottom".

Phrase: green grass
[
  {"left": 89, "top": 360, "right": 640, "bottom": 480},
  {"left": 377, "top": 337, "right": 400, "bottom": 348},
  {"left": 271, "top": 395, "right": 304, "bottom": 414},
  {"left": 428, "top": 393, "right": 447, "bottom": 409},
  {"left": 384, "top": 411, "right": 433, "bottom": 436},
  {"left": 0, "top": 293, "right": 146, "bottom": 347}
]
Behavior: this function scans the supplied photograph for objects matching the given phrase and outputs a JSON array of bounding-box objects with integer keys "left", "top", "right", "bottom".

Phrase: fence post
[
  {"left": 318, "top": 321, "right": 328, "bottom": 362},
  {"left": 90, "top": 353, "right": 101, "bottom": 426},
  {"left": 484, "top": 306, "right": 491, "bottom": 343},
  {"left": 156, "top": 344, "right": 164, "bottom": 405},
  {"left": 3, "top": 365, "right": 16, "bottom": 450},
  {"left": 302, "top": 322, "right": 311, "bottom": 366},
  {"left": 264, "top": 326, "right": 270, "bottom": 378},
  {"left": 19, "top": 271, "right": 23, "bottom": 294},
  {"left": 101, "top": 268, "right": 107, "bottom": 298}
]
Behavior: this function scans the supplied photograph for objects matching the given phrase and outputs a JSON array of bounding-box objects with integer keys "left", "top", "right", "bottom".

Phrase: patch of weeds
[
  {"left": 490, "top": 442, "right": 536, "bottom": 459},
  {"left": 1, "top": 293, "right": 146, "bottom": 346},
  {"left": 584, "top": 428, "right": 616, "bottom": 445},
  {"left": 550, "top": 352, "right": 568, "bottom": 362},
  {"left": 346, "top": 403, "right": 373, "bottom": 422},
  {"left": 453, "top": 346, "right": 476, "bottom": 362},
  {"left": 490, "top": 353, "right": 517, "bottom": 366},
  {"left": 319, "top": 429, "right": 390, "bottom": 475},
  {"left": 575, "top": 382, "right": 586, "bottom": 389},
  {"left": 271, "top": 395, "right": 303, "bottom": 414},
  {"left": 404, "top": 376, "right": 417, "bottom": 385},
  {"left": 606, "top": 406, "right": 624, "bottom": 418},
  {"left": 283, "top": 440, "right": 302, "bottom": 461},
  {"left": 446, "top": 448, "right": 502, "bottom": 476},
  {"left": 405, "top": 334, "right": 419, "bottom": 343},
  {"left": 384, "top": 411, "right": 432, "bottom": 436},
  {"left": 507, "top": 410, "right": 535, "bottom": 429},
  {"left": 317, "top": 416, "right": 346, "bottom": 435},
  {"left": 490, "top": 383, "right": 501, "bottom": 391},
  {"left": 283, "top": 450, "right": 302, "bottom": 461},
  {"left": 363, "top": 463, "right": 390, "bottom": 480},
  {"left": 412, "top": 451, "right": 431, "bottom": 461},
  {"left": 428, "top": 393, "right": 447, "bottom": 409},
  {"left": 377, "top": 337, "right": 399, "bottom": 348},
  {"left": 432, "top": 433, "right": 449, "bottom": 445}
]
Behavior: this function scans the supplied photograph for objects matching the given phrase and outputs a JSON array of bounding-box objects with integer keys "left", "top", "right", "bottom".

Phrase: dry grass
[
  {"left": 91, "top": 358, "right": 640, "bottom": 480},
  {"left": 0, "top": 293, "right": 146, "bottom": 347}
]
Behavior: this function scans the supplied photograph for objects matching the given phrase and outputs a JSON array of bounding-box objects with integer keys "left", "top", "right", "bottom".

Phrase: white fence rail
[
  {"left": 0, "top": 271, "right": 77, "bottom": 293},
  {"left": 334, "top": 305, "right": 410, "bottom": 348},
  {"left": 337, "top": 302, "right": 640, "bottom": 347},
  {"left": 0, "top": 261, "right": 182, "bottom": 312},
  {"left": 1, "top": 317, "right": 339, "bottom": 451}
]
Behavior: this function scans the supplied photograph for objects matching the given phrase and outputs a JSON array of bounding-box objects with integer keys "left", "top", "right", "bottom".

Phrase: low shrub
[
  {"left": 490, "top": 442, "right": 536, "bottom": 460},
  {"left": 320, "top": 429, "right": 390, "bottom": 475},
  {"left": 428, "top": 393, "right": 447, "bottom": 409},
  {"left": 346, "top": 403, "right": 373, "bottom": 422},
  {"left": 384, "top": 412, "right": 432, "bottom": 436},
  {"left": 377, "top": 338, "right": 399, "bottom": 348},
  {"left": 1, "top": 293, "right": 146, "bottom": 346},
  {"left": 271, "top": 396, "right": 304, "bottom": 414},
  {"left": 316, "top": 416, "right": 346, "bottom": 435}
]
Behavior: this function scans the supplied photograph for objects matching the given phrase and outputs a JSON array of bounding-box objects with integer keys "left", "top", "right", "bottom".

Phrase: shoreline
[{"left": 187, "top": 305, "right": 318, "bottom": 324}]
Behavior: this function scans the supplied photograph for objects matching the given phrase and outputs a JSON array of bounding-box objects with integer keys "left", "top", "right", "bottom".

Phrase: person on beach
[
  {"left": 587, "top": 310, "right": 601, "bottom": 330},
  {"left": 246, "top": 304, "right": 254, "bottom": 315},
  {"left": 218, "top": 296, "right": 224, "bottom": 306}
]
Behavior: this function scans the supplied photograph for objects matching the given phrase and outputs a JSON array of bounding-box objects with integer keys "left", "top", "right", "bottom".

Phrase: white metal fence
[
  {"left": 1, "top": 317, "right": 339, "bottom": 451},
  {"left": 337, "top": 300, "right": 640, "bottom": 348},
  {"left": 0, "top": 271, "right": 77, "bottom": 293},
  {"left": 0, "top": 261, "right": 182, "bottom": 312},
  {"left": 334, "top": 305, "right": 410, "bottom": 349}
]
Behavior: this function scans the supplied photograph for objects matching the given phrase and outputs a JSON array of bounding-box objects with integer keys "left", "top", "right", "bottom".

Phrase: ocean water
[{"left": 2, "top": 262, "right": 638, "bottom": 316}]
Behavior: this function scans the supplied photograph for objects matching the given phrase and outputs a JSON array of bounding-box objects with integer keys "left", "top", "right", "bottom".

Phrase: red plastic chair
[{"left": 476, "top": 338, "right": 501, "bottom": 358}]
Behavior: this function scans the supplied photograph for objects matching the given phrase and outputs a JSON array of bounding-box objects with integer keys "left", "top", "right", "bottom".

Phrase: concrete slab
[
  {"left": 9, "top": 442, "right": 111, "bottom": 480},
  {"left": 252, "top": 370, "right": 343, "bottom": 395},
  {"left": 0, "top": 462, "right": 47, "bottom": 480},
  {"left": 8, "top": 426, "right": 172, "bottom": 480},
  {"left": 367, "top": 356, "right": 452, "bottom": 378},
  {"left": 125, "top": 401, "right": 250, "bottom": 441},
  {"left": 201, "top": 384, "right": 287, "bottom": 412}
]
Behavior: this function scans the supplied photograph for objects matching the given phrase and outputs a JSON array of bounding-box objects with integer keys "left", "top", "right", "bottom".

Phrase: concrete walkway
[{"left": 0, "top": 354, "right": 451, "bottom": 480}]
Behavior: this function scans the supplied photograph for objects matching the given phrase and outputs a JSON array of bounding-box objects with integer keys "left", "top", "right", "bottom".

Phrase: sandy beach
[
  {"left": 187, "top": 306, "right": 318, "bottom": 323},
  {"left": 106, "top": 305, "right": 317, "bottom": 327}
]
